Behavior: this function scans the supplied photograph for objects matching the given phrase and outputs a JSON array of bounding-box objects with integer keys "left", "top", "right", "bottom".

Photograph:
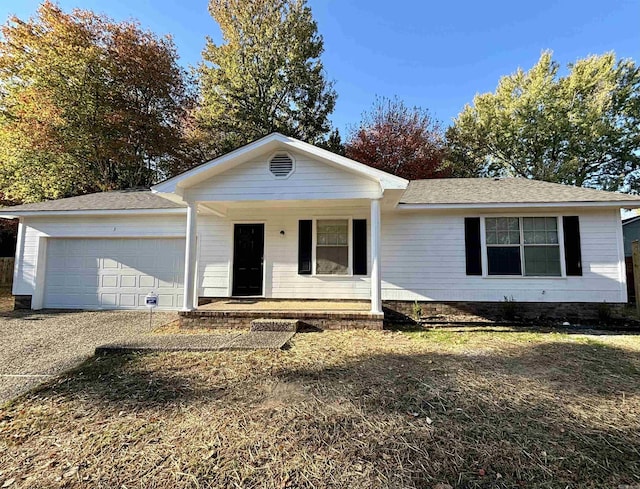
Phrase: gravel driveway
[{"left": 0, "top": 310, "right": 176, "bottom": 405}]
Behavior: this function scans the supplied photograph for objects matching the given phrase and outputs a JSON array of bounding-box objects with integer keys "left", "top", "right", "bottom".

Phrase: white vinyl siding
[
  {"left": 12, "top": 205, "right": 627, "bottom": 307},
  {"left": 381, "top": 209, "right": 626, "bottom": 303},
  {"left": 186, "top": 150, "right": 381, "bottom": 202}
]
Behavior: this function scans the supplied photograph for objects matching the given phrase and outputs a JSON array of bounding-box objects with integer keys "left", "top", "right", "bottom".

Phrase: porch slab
[
  {"left": 198, "top": 299, "right": 372, "bottom": 313},
  {"left": 181, "top": 299, "right": 383, "bottom": 330}
]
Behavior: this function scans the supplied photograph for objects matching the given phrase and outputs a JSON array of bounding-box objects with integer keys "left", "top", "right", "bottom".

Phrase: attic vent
[{"left": 269, "top": 153, "right": 294, "bottom": 178}]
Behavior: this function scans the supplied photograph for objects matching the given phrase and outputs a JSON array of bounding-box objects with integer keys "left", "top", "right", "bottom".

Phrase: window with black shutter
[{"left": 298, "top": 220, "right": 312, "bottom": 274}]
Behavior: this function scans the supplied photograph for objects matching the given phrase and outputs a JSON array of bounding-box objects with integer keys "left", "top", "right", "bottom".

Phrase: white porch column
[
  {"left": 370, "top": 198, "right": 382, "bottom": 314},
  {"left": 182, "top": 202, "right": 198, "bottom": 311}
]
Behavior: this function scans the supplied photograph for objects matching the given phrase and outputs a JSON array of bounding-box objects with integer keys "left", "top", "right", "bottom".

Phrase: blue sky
[{"left": 2, "top": 0, "right": 639, "bottom": 136}]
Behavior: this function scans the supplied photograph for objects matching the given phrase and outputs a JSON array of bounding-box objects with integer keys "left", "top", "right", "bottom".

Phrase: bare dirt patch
[{"left": 1, "top": 327, "right": 639, "bottom": 488}]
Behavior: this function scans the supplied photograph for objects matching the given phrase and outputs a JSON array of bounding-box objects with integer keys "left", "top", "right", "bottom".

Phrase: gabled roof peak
[{"left": 152, "top": 132, "right": 408, "bottom": 197}]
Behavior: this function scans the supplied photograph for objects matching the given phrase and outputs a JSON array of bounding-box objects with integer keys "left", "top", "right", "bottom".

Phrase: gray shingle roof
[
  {"left": 2, "top": 178, "right": 638, "bottom": 213},
  {"left": 401, "top": 178, "right": 640, "bottom": 205},
  {"left": 0, "top": 190, "right": 184, "bottom": 213}
]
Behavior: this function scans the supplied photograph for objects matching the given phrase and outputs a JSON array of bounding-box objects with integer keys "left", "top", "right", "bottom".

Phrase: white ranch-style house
[{"left": 2, "top": 133, "right": 640, "bottom": 328}]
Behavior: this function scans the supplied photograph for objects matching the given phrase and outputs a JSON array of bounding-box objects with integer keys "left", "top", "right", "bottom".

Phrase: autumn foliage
[
  {"left": 345, "top": 97, "right": 449, "bottom": 180},
  {"left": 0, "top": 1, "right": 195, "bottom": 203}
]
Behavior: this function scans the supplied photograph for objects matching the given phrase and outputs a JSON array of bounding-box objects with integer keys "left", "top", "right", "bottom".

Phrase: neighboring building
[
  {"left": 1, "top": 133, "right": 639, "bottom": 325},
  {"left": 622, "top": 215, "right": 640, "bottom": 303},
  {"left": 623, "top": 215, "right": 640, "bottom": 257}
]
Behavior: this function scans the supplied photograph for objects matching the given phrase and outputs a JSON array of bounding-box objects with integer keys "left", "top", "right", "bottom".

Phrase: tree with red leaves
[{"left": 345, "top": 97, "right": 449, "bottom": 180}]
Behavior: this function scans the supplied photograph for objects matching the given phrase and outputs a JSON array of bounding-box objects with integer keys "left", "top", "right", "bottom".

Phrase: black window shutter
[
  {"left": 353, "top": 219, "right": 367, "bottom": 275},
  {"left": 298, "top": 220, "right": 312, "bottom": 274},
  {"left": 465, "top": 217, "right": 482, "bottom": 275},
  {"left": 563, "top": 216, "right": 582, "bottom": 276}
]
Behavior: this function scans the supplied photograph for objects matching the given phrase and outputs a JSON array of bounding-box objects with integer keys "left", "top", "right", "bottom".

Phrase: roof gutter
[
  {"left": 0, "top": 207, "right": 187, "bottom": 219},
  {"left": 397, "top": 201, "right": 640, "bottom": 210}
]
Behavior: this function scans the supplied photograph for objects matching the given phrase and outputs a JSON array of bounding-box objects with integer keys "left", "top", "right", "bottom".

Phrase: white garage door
[{"left": 44, "top": 238, "right": 185, "bottom": 310}]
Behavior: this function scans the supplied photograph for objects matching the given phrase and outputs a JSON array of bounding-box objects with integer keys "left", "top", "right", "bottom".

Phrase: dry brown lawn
[{"left": 1, "top": 326, "right": 639, "bottom": 488}]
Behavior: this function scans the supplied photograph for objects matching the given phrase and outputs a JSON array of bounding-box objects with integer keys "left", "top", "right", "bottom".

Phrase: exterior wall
[
  {"left": 185, "top": 149, "right": 381, "bottom": 202},
  {"left": 198, "top": 204, "right": 371, "bottom": 299},
  {"left": 623, "top": 218, "right": 640, "bottom": 257},
  {"left": 13, "top": 214, "right": 186, "bottom": 298},
  {"left": 381, "top": 208, "right": 626, "bottom": 303},
  {"left": 12, "top": 206, "right": 628, "bottom": 307}
]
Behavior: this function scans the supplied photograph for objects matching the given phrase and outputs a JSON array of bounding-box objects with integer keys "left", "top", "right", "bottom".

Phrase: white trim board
[
  {"left": 398, "top": 201, "right": 640, "bottom": 210},
  {"left": 0, "top": 208, "right": 187, "bottom": 219}
]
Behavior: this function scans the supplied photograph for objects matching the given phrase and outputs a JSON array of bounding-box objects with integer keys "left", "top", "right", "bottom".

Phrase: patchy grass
[{"left": 1, "top": 327, "right": 639, "bottom": 488}]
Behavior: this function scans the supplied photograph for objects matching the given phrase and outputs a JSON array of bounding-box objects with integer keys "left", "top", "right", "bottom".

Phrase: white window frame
[
  {"left": 312, "top": 217, "right": 353, "bottom": 277},
  {"left": 480, "top": 215, "right": 567, "bottom": 278}
]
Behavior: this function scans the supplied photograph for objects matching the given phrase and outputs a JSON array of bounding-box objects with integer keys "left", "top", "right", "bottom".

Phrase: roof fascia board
[
  {"left": 0, "top": 208, "right": 187, "bottom": 219},
  {"left": 397, "top": 201, "right": 640, "bottom": 210}
]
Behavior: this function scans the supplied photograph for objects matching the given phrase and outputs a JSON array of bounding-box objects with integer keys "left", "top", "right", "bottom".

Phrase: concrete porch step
[{"left": 250, "top": 318, "right": 299, "bottom": 332}]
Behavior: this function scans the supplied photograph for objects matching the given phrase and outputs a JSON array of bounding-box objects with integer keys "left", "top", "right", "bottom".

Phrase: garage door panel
[
  {"left": 101, "top": 275, "right": 118, "bottom": 287},
  {"left": 44, "top": 238, "right": 185, "bottom": 310},
  {"left": 120, "top": 275, "right": 137, "bottom": 287}
]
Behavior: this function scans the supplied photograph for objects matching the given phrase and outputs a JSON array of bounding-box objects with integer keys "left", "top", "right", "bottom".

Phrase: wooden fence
[
  {"left": 0, "top": 257, "right": 14, "bottom": 287},
  {"left": 627, "top": 256, "right": 635, "bottom": 304}
]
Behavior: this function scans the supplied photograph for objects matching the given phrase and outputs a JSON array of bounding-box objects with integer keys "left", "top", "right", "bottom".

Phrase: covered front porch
[
  {"left": 179, "top": 197, "right": 384, "bottom": 319},
  {"left": 149, "top": 133, "right": 410, "bottom": 327}
]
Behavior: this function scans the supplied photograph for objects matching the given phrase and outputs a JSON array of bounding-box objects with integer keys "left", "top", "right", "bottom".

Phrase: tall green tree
[
  {"left": 0, "top": 1, "right": 195, "bottom": 203},
  {"left": 198, "top": 0, "right": 337, "bottom": 155},
  {"left": 447, "top": 51, "right": 640, "bottom": 191}
]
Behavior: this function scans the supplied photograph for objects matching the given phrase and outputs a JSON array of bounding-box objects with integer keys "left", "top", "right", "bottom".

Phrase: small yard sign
[
  {"left": 145, "top": 292, "right": 159, "bottom": 328},
  {"left": 145, "top": 292, "right": 159, "bottom": 309}
]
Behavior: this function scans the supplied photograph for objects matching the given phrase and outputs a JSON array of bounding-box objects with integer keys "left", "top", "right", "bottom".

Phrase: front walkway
[{"left": 95, "top": 330, "right": 295, "bottom": 354}]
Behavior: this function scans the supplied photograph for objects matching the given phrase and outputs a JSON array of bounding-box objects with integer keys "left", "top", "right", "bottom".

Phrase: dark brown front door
[{"left": 232, "top": 224, "right": 264, "bottom": 296}]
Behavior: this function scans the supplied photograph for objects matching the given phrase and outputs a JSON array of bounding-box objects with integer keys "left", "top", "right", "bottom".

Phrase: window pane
[
  {"left": 316, "top": 246, "right": 348, "bottom": 275},
  {"left": 535, "top": 217, "right": 548, "bottom": 231},
  {"left": 488, "top": 247, "right": 522, "bottom": 275},
  {"left": 522, "top": 217, "right": 558, "bottom": 244},
  {"left": 534, "top": 231, "right": 546, "bottom": 244},
  {"left": 487, "top": 218, "right": 520, "bottom": 245},
  {"left": 524, "top": 246, "right": 561, "bottom": 276},
  {"left": 316, "top": 219, "right": 348, "bottom": 275},
  {"left": 317, "top": 219, "right": 348, "bottom": 235}
]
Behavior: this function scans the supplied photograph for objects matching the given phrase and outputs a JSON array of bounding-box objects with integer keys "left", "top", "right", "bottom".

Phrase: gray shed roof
[
  {"left": 0, "top": 190, "right": 184, "bottom": 213},
  {"left": 401, "top": 178, "right": 640, "bottom": 205}
]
